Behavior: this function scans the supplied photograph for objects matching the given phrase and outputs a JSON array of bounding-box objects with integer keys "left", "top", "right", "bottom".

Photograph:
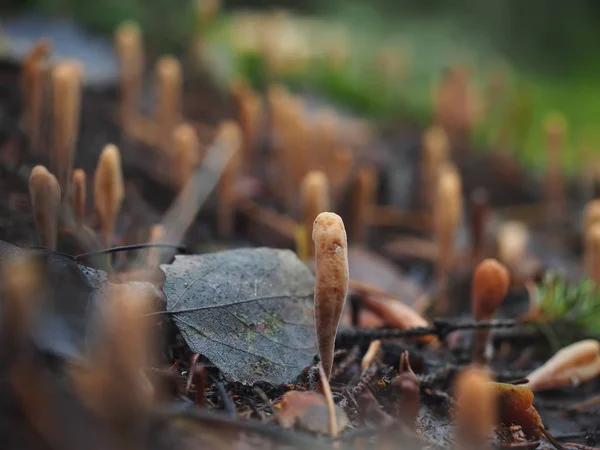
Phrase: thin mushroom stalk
[
  {"left": 216, "top": 121, "right": 242, "bottom": 239},
  {"left": 172, "top": 123, "right": 202, "bottom": 191},
  {"left": 433, "top": 163, "right": 462, "bottom": 313},
  {"left": 299, "top": 171, "right": 330, "bottom": 260},
  {"left": 469, "top": 188, "right": 490, "bottom": 262},
  {"left": 313, "top": 212, "right": 349, "bottom": 380},
  {"left": 155, "top": 55, "right": 182, "bottom": 150},
  {"left": 543, "top": 112, "right": 567, "bottom": 219},
  {"left": 22, "top": 40, "right": 51, "bottom": 154},
  {"left": 585, "top": 223, "right": 600, "bottom": 289},
  {"left": 471, "top": 258, "right": 510, "bottom": 365},
  {"left": 115, "top": 21, "right": 143, "bottom": 128},
  {"left": 350, "top": 166, "right": 377, "bottom": 246},
  {"left": 421, "top": 126, "right": 449, "bottom": 211},
  {"left": 94, "top": 144, "right": 125, "bottom": 247},
  {"left": 71, "top": 168, "right": 86, "bottom": 224},
  {"left": 29, "top": 165, "right": 61, "bottom": 250},
  {"left": 51, "top": 60, "right": 83, "bottom": 196},
  {"left": 453, "top": 368, "right": 495, "bottom": 450},
  {"left": 583, "top": 199, "right": 600, "bottom": 236}
]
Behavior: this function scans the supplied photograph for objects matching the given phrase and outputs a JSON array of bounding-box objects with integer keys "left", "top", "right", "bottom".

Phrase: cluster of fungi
[{"left": 1, "top": 7, "right": 600, "bottom": 450}]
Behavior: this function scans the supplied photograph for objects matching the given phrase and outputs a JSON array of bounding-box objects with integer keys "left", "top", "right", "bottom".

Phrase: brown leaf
[{"left": 277, "top": 391, "right": 348, "bottom": 434}]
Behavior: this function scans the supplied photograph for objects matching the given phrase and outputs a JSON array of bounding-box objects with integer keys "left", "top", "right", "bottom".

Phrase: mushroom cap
[{"left": 472, "top": 258, "right": 510, "bottom": 320}]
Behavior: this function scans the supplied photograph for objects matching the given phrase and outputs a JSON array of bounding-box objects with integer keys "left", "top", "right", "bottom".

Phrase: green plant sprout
[{"left": 532, "top": 273, "right": 600, "bottom": 350}]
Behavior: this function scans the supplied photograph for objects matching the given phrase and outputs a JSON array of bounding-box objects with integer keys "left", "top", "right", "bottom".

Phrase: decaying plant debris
[{"left": 0, "top": 8, "right": 599, "bottom": 450}]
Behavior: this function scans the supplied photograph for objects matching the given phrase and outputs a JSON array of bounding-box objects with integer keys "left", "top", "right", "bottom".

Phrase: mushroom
[
  {"left": 453, "top": 367, "right": 496, "bottom": 449},
  {"left": 433, "top": 163, "right": 463, "bottom": 312},
  {"left": 172, "top": 123, "right": 202, "bottom": 191},
  {"left": 421, "top": 126, "right": 449, "bottom": 211},
  {"left": 585, "top": 223, "right": 600, "bottom": 289},
  {"left": 350, "top": 166, "right": 377, "bottom": 246},
  {"left": 216, "top": 121, "right": 243, "bottom": 239},
  {"left": 71, "top": 168, "right": 86, "bottom": 224},
  {"left": 115, "top": 21, "right": 143, "bottom": 128},
  {"left": 51, "top": 60, "right": 83, "bottom": 195},
  {"left": 312, "top": 212, "right": 349, "bottom": 380},
  {"left": 471, "top": 258, "right": 510, "bottom": 365},
  {"left": 94, "top": 144, "right": 125, "bottom": 247},
  {"left": 155, "top": 55, "right": 182, "bottom": 149},
  {"left": 29, "top": 165, "right": 61, "bottom": 250},
  {"left": 299, "top": 171, "right": 330, "bottom": 260}
]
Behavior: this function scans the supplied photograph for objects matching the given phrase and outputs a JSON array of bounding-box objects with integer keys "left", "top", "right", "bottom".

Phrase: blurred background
[{"left": 3, "top": 0, "right": 600, "bottom": 171}]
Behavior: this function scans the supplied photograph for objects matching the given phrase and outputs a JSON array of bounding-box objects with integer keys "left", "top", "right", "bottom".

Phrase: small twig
[
  {"left": 185, "top": 354, "right": 199, "bottom": 395},
  {"left": 75, "top": 242, "right": 188, "bottom": 261},
  {"left": 541, "top": 427, "right": 567, "bottom": 450},
  {"left": 317, "top": 362, "right": 339, "bottom": 437},
  {"left": 336, "top": 319, "right": 517, "bottom": 345},
  {"left": 331, "top": 345, "right": 360, "bottom": 382},
  {"left": 349, "top": 364, "right": 377, "bottom": 397},
  {"left": 194, "top": 365, "right": 206, "bottom": 407},
  {"left": 564, "top": 444, "right": 600, "bottom": 450},
  {"left": 253, "top": 386, "right": 278, "bottom": 420},
  {"left": 156, "top": 406, "right": 329, "bottom": 449},
  {"left": 569, "top": 394, "right": 600, "bottom": 413}
]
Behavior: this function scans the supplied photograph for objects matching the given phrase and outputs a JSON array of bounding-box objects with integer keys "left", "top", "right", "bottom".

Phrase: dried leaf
[
  {"left": 490, "top": 383, "right": 542, "bottom": 438},
  {"left": 348, "top": 247, "right": 424, "bottom": 306},
  {"left": 277, "top": 391, "right": 348, "bottom": 434},
  {"left": 524, "top": 340, "right": 600, "bottom": 392},
  {"left": 162, "top": 248, "right": 317, "bottom": 385}
]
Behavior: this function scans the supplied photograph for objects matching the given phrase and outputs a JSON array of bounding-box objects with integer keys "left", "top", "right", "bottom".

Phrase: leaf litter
[{"left": 162, "top": 247, "right": 317, "bottom": 385}]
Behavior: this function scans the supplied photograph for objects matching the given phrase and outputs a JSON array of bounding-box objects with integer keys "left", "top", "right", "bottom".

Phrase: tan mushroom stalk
[
  {"left": 313, "top": 212, "right": 349, "bottom": 380},
  {"left": 0, "top": 253, "right": 44, "bottom": 343},
  {"left": 51, "top": 60, "right": 83, "bottom": 195},
  {"left": 543, "top": 112, "right": 567, "bottom": 219},
  {"left": 584, "top": 199, "right": 600, "bottom": 233},
  {"left": 585, "top": 223, "right": 600, "bottom": 289},
  {"left": 496, "top": 221, "right": 529, "bottom": 272},
  {"left": 147, "top": 224, "right": 166, "bottom": 268},
  {"left": 350, "top": 166, "right": 377, "bottom": 246},
  {"left": 70, "top": 282, "right": 157, "bottom": 424},
  {"left": 524, "top": 340, "right": 600, "bottom": 392},
  {"left": 584, "top": 200, "right": 600, "bottom": 289},
  {"left": 29, "top": 165, "right": 61, "bottom": 250},
  {"left": 469, "top": 188, "right": 490, "bottom": 263},
  {"left": 230, "top": 79, "right": 262, "bottom": 172},
  {"left": 330, "top": 147, "right": 353, "bottom": 203},
  {"left": 433, "top": 163, "right": 463, "bottom": 312},
  {"left": 22, "top": 40, "right": 51, "bottom": 154},
  {"left": 420, "top": 126, "right": 449, "bottom": 211},
  {"left": 216, "top": 121, "right": 243, "bottom": 239},
  {"left": 115, "top": 21, "right": 143, "bottom": 129},
  {"left": 471, "top": 259, "right": 510, "bottom": 365},
  {"left": 196, "top": 0, "right": 221, "bottom": 24},
  {"left": 299, "top": 171, "right": 330, "bottom": 260},
  {"left": 453, "top": 367, "right": 496, "bottom": 450},
  {"left": 155, "top": 55, "right": 182, "bottom": 149},
  {"left": 71, "top": 168, "right": 86, "bottom": 224},
  {"left": 94, "top": 144, "right": 125, "bottom": 247},
  {"left": 172, "top": 123, "right": 202, "bottom": 191}
]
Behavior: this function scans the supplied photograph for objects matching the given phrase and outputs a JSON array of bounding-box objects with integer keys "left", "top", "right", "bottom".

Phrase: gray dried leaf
[{"left": 162, "top": 248, "right": 316, "bottom": 385}]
